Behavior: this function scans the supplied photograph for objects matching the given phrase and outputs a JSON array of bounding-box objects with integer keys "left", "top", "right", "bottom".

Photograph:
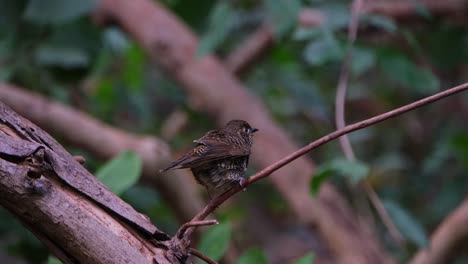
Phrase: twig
[
  {"left": 176, "top": 220, "right": 218, "bottom": 239},
  {"left": 224, "top": 25, "right": 274, "bottom": 74},
  {"left": 189, "top": 248, "right": 218, "bottom": 264},
  {"left": 334, "top": 0, "right": 405, "bottom": 245},
  {"left": 160, "top": 110, "right": 188, "bottom": 141},
  {"left": 188, "top": 82, "right": 468, "bottom": 225},
  {"left": 364, "top": 182, "right": 405, "bottom": 244},
  {"left": 73, "top": 155, "right": 86, "bottom": 164},
  {"left": 409, "top": 198, "right": 468, "bottom": 264},
  {"left": 335, "top": 0, "right": 361, "bottom": 161}
]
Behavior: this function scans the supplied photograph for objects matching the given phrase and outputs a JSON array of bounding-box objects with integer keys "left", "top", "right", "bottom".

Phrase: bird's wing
[
  {"left": 194, "top": 130, "right": 251, "bottom": 157},
  {"left": 160, "top": 131, "right": 250, "bottom": 171}
]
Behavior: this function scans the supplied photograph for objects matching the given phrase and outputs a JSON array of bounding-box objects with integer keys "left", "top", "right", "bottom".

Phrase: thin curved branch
[
  {"left": 94, "top": 1, "right": 393, "bottom": 262},
  {"left": 190, "top": 248, "right": 218, "bottom": 264},
  {"left": 177, "top": 220, "right": 218, "bottom": 239},
  {"left": 187, "top": 82, "right": 468, "bottom": 224},
  {"left": 409, "top": 198, "right": 468, "bottom": 264},
  {"left": 335, "top": 0, "right": 361, "bottom": 161},
  {"left": 224, "top": 26, "right": 274, "bottom": 74},
  {"left": 334, "top": 0, "right": 405, "bottom": 245}
]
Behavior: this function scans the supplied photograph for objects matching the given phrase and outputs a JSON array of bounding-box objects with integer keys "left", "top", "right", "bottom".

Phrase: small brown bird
[{"left": 160, "top": 120, "right": 258, "bottom": 196}]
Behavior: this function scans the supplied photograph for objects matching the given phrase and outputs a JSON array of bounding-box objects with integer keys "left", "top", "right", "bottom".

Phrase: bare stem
[
  {"left": 335, "top": 0, "right": 361, "bottom": 161},
  {"left": 188, "top": 81, "right": 468, "bottom": 226},
  {"left": 364, "top": 181, "right": 405, "bottom": 244},
  {"left": 334, "top": 0, "right": 405, "bottom": 245},
  {"left": 177, "top": 220, "right": 218, "bottom": 239},
  {"left": 190, "top": 248, "right": 218, "bottom": 264}
]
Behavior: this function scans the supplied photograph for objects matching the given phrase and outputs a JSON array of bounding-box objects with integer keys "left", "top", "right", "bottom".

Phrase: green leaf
[
  {"left": 361, "top": 15, "right": 397, "bottom": 33},
  {"left": 379, "top": 52, "right": 440, "bottom": 93},
  {"left": 330, "top": 159, "right": 370, "bottom": 184},
  {"left": 103, "top": 27, "right": 130, "bottom": 53},
  {"left": 309, "top": 159, "right": 369, "bottom": 195},
  {"left": 303, "top": 39, "right": 341, "bottom": 66},
  {"left": 196, "top": 222, "right": 231, "bottom": 262},
  {"left": 413, "top": 1, "right": 432, "bottom": 18},
  {"left": 47, "top": 256, "right": 62, "bottom": 264},
  {"left": 35, "top": 45, "right": 89, "bottom": 68},
  {"left": 265, "top": 0, "right": 301, "bottom": 38},
  {"left": 451, "top": 133, "right": 468, "bottom": 166},
  {"left": 303, "top": 28, "right": 342, "bottom": 66},
  {"left": 293, "top": 27, "right": 322, "bottom": 41},
  {"left": 197, "top": 2, "right": 235, "bottom": 56},
  {"left": 0, "top": 1, "right": 24, "bottom": 33},
  {"left": 294, "top": 253, "right": 315, "bottom": 264},
  {"left": 235, "top": 248, "right": 267, "bottom": 264},
  {"left": 383, "top": 200, "right": 428, "bottom": 247},
  {"left": 351, "top": 47, "right": 376, "bottom": 76},
  {"left": 95, "top": 151, "right": 142, "bottom": 195},
  {"left": 24, "top": 0, "right": 96, "bottom": 25},
  {"left": 123, "top": 43, "right": 144, "bottom": 90},
  {"left": 320, "top": 4, "right": 349, "bottom": 30},
  {"left": 309, "top": 167, "right": 332, "bottom": 195}
]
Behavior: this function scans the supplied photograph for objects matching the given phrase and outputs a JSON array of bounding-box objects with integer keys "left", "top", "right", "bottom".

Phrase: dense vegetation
[{"left": 0, "top": 0, "right": 467, "bottom": 263}]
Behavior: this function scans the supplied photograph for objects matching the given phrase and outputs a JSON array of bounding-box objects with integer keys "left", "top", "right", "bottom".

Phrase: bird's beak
[{"left": 251, "top": 128, "right": 259, "bottom": 133}]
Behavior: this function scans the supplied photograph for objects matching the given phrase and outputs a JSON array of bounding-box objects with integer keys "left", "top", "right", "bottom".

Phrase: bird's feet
[{"left": 239, "top": 178, "right": 247, "bottom": 191}]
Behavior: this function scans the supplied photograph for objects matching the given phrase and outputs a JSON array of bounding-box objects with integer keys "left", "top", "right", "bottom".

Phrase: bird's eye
[{"left": 243, "top": 127, "right": 250, "bottom": 133}]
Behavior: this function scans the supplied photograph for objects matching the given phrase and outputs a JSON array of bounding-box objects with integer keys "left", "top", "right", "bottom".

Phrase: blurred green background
[{"left": 0, "top": 0, "right": 467, "bottom": 263}]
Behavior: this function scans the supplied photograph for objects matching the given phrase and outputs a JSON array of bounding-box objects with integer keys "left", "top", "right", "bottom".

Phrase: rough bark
[
  {"left": 0, "top": 84, "right": 203, "bottom": 223},
  {"left": 0, "top": 101, "right": 184, "bottom": 263},
  {"left": 94, "top": 0, "right": 393, "bottom": 263}
]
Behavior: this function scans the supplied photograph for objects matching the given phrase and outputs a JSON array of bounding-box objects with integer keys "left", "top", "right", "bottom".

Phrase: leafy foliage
[
  {"left": 46, "top": 256, "right": 62, "bottom": 264},
  {"left": 196, "top": 222, "right": 232, "bottom": 262},
  {"left": 0, "top": 0, "right": 467, "bottom": 263},
  {"left": 24, "top": 0, "right": 96, "bottom": 24},
  {"left": 235, "top": 248, "right": 267, "bottom": 264},
  {"left": 264, "top": 0, "right": 301, "bottom": 38},
  {"left": 294, "top": 253, "right": 315, "bottom": 264},
  {"left": 383, "top": 200, "right": 429, "bottom": 247},
  {"left": 310, "top": 158, "right": 370, "bottom": 194},
  {"left": 95, "top": 151, "right": 142, "bottom": 195},
  {"left": 197, "top": 2, "right": 236, "bottom": 55},
  {"left": 378, "top": 51, "right": 440, "bottom": 93}
]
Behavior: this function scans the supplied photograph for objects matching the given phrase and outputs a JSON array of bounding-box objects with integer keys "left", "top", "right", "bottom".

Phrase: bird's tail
[
  {"left": 159, "top": 156, "right": 188, "bottom": 173},
  {"left": 159, "top": 164, "right": 177, "bottom": 173}
]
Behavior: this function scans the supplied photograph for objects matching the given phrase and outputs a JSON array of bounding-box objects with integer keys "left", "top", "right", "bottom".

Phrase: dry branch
[
  {"left": 0, "top": 102, "right": 181, "bottom": 263},
  {"left": 334, "top": 0, "right": 405, "bottom": 246},
  {"left": 94, "top": 0, "right": 393, "bottom": 263},
  {"left": 0, "top": 84, "right": 203, "bottom": 222},
  {"left": 180, "top": 82, "right": 468, "bottom": 246},
  {"left": 409, "top": 198, "right": 468, "bottom": 264}
]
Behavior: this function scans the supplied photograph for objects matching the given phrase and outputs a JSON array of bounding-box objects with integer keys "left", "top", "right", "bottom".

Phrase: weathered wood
[
  {"left": 0, "top": 101, "right": 179, "bottom": 263},
  {"left": 0, "top": 102, "right": 168, "bottom": 238}
]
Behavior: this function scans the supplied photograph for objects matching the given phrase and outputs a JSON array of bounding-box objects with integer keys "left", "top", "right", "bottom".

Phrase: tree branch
[
  {"left": 0, "top": 84, "right": 204, "bottom": 222},
  {"left": 186, "top": 81, "right": 468, "bottom": 228},
  {"left": 176, "top": 220, "right": 218, "bottom": 239},
  {"left": 190, "top": 248, "right": 218, "bottom": 264},
  {"left": 409, "top": 198, "right": 468, "bottom": 264},
  {"left": 334, "top": 0, "right": 405, "bottom": 246},
  {"left": 94, "top": 1, "right": 393, "bottom": 262},
  {"left": 0, "top": 102, "right": 183, "bottom": 263}
]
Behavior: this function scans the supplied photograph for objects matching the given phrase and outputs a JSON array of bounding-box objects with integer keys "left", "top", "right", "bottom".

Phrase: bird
[{"left": 160, "top": 120, "right": 258, "bottom": 196}]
